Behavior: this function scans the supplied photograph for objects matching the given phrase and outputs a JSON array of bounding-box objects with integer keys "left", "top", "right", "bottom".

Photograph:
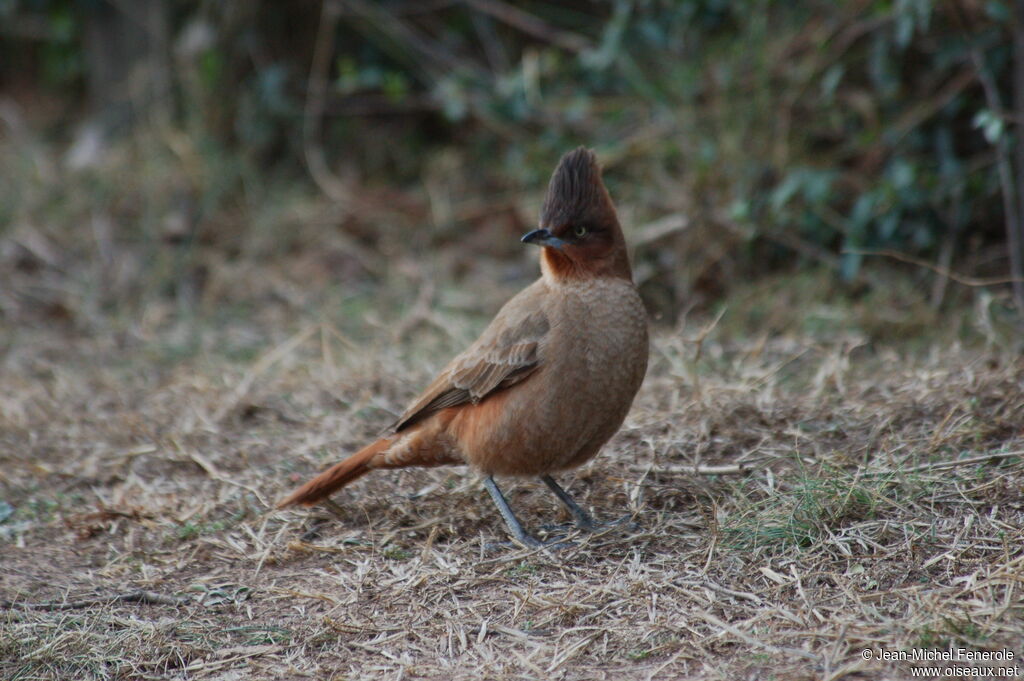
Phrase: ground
[{"left": 2, "top": 253, "right": 1022, "bottom": 681}]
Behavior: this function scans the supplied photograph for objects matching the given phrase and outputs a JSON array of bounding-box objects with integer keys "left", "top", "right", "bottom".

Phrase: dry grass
[
  {"left": 2, "top": 134, "right": 1023, "bottom": 680},
  {"left": 2, "top": 272, "right": 1022, "bottom": 680}
]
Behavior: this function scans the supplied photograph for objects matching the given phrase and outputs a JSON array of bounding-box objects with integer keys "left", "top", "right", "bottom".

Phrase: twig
[
  {"left": 185, "top": 446, "right": 272, "bottom": 508},
  {"left": 889, "top": 66, "right": 976, "bottom": 146},
  {"left": 699, "top": 611, "right": 820, "bottom": 661},
  {"left": 183, "top": 645, "right": 282, "bottom": 673},
  {"left": 687, "top": 306, "right": 727, "bottom": 399},
  {"left": 845, "top": 248, "right": 1024, "bottom": 286},
  {"left": 863, "top": 450, "right": 1023, "bottom": 476},
  {"left": 633, "top": 213, "right": 691, "bottom": 247},
  {"left": 1013, "top": 0, "right": 1024, "bottom": 312},
  {"left": 304, "top": 0, "right": 348, "bottom": 201},
  {"left": 930, "top": 219, "right": 958, "bottom": 308},
  {"left": 212, "top": 324, "right": 318, "bottom": 423},
  {"left": 630, "top": 462, "right": 755, "bottom": 476},
  {"left": 337, "top": 0, "right": 458, "bottom": 15},
  {"left": 471, "top": 11, "right": 509, "bottom": 73},
  {"left": 970, "top": 45, "right": 1024, "bottom": 311},
  {"left": 1, "top": 590, "right": 188, "bottom": 611},
  {"left": 324, "top": 92, "right": 440, "bottom": 116},
  {"left": 390, "top": 277, "right": 437, "bottom": 342},
  {"left": 696, "top": 580, "right": 764, "bottom": 604},
  {"left": 721, "top": 215, "right": 842, "bottom": 273},
  {"left": 343, "top": 0, "right": 484, "bottom": 78},
  {"left": 464, "top": 0, "right": 590, "bottom": 53}
]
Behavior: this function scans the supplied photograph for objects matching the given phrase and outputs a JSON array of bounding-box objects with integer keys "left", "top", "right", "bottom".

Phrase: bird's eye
[{"left": 573, "top": 225, "right": 588, "bottom": 238}]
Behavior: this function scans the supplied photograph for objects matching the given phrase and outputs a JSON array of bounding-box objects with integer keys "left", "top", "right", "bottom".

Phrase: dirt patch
[{"left": 3, "top": 308, "right": 1022, "bottom": 679}]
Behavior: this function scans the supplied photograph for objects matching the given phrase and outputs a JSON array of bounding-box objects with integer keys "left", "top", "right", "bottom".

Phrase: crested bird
[{"left": 277, "top": 147, "right": 649, "bottom": 546}]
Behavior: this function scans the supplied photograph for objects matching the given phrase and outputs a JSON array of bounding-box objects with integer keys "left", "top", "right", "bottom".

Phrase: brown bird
[{"left": 277, "top": 147, "right": 649, "bottom": 546}]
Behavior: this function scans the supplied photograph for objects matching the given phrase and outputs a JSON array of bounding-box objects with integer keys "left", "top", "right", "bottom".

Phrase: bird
[{"left": 277, "top": 147, "right": 649, "bottom": 547}]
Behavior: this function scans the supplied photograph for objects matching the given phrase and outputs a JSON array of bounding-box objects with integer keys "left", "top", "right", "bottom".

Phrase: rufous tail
[{"left": 277, "top": 437, "right": 392, "bottom": 507}]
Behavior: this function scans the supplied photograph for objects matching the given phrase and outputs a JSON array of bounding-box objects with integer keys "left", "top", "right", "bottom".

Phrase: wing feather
[{"left": 391, "top": 289, "right": 550, "bottom": 432}]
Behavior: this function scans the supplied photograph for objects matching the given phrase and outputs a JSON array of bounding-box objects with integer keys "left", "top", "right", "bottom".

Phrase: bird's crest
[{"left": 539, "top": 147, "right": 608, "bottom": 229}]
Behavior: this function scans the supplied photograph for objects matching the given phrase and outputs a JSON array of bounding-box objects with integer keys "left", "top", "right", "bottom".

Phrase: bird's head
[{"left": 521, "top": 147, "right": 632, "bottom": 282}]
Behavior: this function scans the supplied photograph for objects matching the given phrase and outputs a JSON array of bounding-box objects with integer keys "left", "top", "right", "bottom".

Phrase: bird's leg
[
  {"left": 540, "top": 475, "right": 602, "bottom": 532},
  {"left": 483, "top": 476, "right": 543, "bottom": 548}
]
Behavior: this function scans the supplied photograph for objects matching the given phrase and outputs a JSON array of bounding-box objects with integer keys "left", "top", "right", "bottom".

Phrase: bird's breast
[
  {"left": 456, "top": 277, "right": 648, "bottom": 476},
  {"left": 547, "top": 277, "right": 649, "bottom": 435}
]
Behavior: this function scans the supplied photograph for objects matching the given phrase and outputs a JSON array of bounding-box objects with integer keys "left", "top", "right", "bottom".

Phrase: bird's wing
[{"left": 391, "top": 285, "right": 550, "bottom": 432}]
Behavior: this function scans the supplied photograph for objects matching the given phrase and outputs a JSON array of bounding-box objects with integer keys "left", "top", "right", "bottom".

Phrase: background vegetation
[
  {"left": 2, "top": 2, "right": 1023, "bottom": 680},
  {"left": 3, "top": 0, "right": 1023, "bottom": 328}
]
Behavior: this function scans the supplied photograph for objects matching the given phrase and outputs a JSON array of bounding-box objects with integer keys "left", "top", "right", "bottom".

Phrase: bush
[{"left": 1, "top": 0, "right": 1020, "bottom": 315}]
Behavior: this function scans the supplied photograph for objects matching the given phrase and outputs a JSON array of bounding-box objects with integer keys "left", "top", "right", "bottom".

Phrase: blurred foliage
[{"left": 0, "top": 0, "right": 1019, "bottom": 320}]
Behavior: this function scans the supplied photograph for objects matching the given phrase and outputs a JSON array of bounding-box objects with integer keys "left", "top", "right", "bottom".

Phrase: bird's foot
[
  {"left": 300, "top": 518, "right": 329, "bottom": 542},
  {"left": 604, "top": 514, "right": 641, "bottom": 533},
  {"left": 541, "top": 514, "right": 638, "bottom": 535},
  {"left": 483, "top": 535, "right": 577, "bottom": 553}
]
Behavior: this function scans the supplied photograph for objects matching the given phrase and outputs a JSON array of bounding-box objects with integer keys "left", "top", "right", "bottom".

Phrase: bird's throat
[
  {"left": 540, "top": 246, "right": 584, "bottom": 282},
  {"left": 540, "top": 244, "right": 632, "bottom": 283}
]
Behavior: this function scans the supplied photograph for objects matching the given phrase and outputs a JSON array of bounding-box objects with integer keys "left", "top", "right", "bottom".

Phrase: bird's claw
[
  {"left": 541, "top": 514, "right": 638, "bottom": 535},
  {"left": 483, "top": 536, "right": 577, "bottom": 553}
]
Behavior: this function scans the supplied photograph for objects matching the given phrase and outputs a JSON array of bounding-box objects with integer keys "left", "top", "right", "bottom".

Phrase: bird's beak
[{"left": 521, "top": 228, "right": 567, "bottom": 250}]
